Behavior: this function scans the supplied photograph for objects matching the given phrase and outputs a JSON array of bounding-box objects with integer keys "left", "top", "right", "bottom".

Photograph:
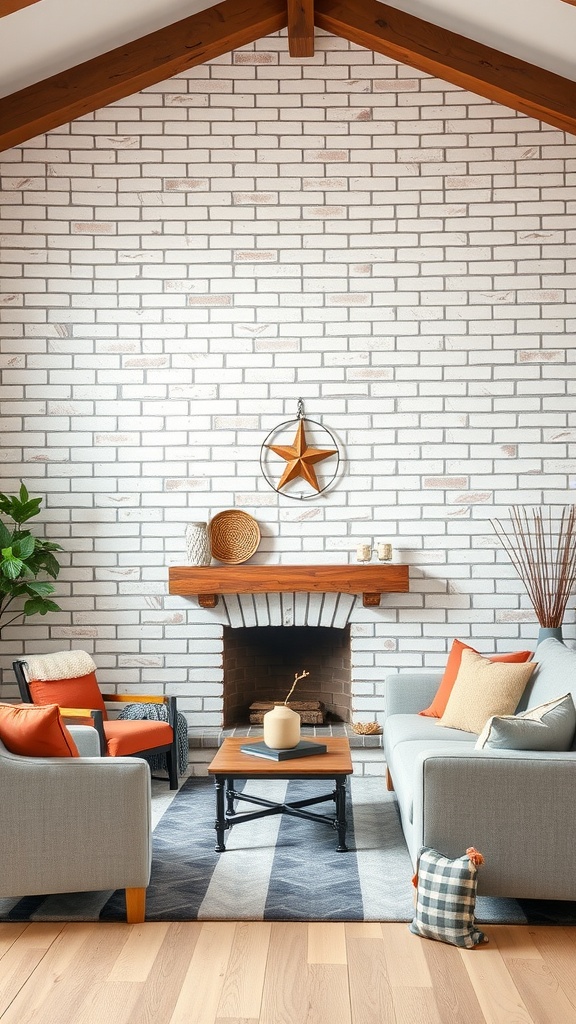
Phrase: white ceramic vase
[
  {"left": 185, "top": 522, "right": 211, "bottom": 566},
  {"left": 263, "top": 704, "right": 301, "bottom": 749}
]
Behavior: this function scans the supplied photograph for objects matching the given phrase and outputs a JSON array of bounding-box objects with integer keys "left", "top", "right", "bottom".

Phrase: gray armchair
[{"left": 0, "top": 726, "right": 151, "bottom": 922}]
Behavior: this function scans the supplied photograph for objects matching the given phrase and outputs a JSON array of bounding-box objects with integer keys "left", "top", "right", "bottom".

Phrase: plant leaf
[
  {"left": 1, "top": 554, "right": 25, "bottom": 579},
  {"left": 0, "top": 522, "right": 13, "bottom": 548},
  {"left": 25, "top": 581, "right": 56, "bottom": 597},
  {"left": 15, "top": 499, "right": 42, "bottom": 524},
  {"left": 13, "top": 534, "right": 35, "bottom": 559},
  {"left": 23, "top": 597, "right": 61, "bottom": 617},
  {"left": 32, "top": 550, "right": 61, "bottom": 579}
]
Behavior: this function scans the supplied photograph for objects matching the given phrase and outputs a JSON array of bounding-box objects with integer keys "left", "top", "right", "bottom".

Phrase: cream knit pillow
[{"left": 439, "top": 649, "right": 537, "bottom": 734}]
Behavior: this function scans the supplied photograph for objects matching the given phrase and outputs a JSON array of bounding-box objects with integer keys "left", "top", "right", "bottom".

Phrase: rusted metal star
[{"left": 266, "top": 419, "right": 337, "bottom": 492}]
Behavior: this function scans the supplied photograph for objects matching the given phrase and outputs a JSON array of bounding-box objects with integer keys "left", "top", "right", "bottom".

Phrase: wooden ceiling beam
[
  {"left": 287, "top": 0, "right": 315, "bottom": 56},
  {"left": 315, "top": 0, "right": 576, "bottom": 136},
  {"left": 0, "top": 0, "right": 41, "bottom": 16},
  {"left": 0, "top": 0, "right": 287, "bottom": 152},
  {"left": 2, "top": 0, "right": 575, "bottom": 149}
]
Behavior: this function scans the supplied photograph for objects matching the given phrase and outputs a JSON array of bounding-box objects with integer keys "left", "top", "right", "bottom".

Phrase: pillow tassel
[
  {"left": 466, "top": 847, "right": 484, "bottom": 867},
  {"left": 411, "top": 871, "right": 418, "bottom": 888}
]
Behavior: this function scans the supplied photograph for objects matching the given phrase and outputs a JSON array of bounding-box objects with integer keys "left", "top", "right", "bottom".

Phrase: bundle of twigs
[{"left": 491, "top": 505, "right": 576, "bottom": 627}]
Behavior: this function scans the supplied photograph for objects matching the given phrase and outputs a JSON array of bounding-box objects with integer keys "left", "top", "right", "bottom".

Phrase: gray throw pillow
[{"left": 475, "top": 692, "right": 576, "bottom": 751}]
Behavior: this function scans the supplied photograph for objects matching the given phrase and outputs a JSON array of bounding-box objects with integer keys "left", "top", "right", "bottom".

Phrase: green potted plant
[{"left": 0, "top": 483, "right": 63, "bottom": 638}]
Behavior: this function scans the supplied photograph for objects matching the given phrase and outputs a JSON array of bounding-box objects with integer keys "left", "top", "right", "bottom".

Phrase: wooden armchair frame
[{"left": 13, "top": 658, "right": 179, "bottom": 789}]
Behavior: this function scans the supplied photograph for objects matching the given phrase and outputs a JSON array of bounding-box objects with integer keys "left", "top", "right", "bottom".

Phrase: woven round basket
[{"left": 208, "top": 510, "right": 261, "bottom": 564}]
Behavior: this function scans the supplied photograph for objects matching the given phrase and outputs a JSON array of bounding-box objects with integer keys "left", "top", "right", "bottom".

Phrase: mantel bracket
[{"left": 197, "top": 591, "right": 382, "bottom": 608}]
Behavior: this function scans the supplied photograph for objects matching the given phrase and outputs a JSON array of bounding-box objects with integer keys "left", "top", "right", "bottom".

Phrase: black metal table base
[{"left": 213, "top": 774, "right": 349, "bottom": 852}]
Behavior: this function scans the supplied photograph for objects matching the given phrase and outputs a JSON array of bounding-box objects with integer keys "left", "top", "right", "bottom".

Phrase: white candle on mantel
[
  {"left": 377, "top": 542, "right": 393, "bottom": 561},
  {"left": 356, "top": 542, "right": 372, "bottom": 562}
]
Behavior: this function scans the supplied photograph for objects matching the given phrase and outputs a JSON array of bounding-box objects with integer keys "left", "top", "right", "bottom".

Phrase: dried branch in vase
[
  {"left": 491, "top": 505, "right": 576, "bottom": 627},
  {"left": 283, "top": 669, "right": 309, "bottom": 705}
]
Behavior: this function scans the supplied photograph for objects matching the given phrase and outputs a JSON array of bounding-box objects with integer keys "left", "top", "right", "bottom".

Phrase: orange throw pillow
[
  {"left": 419, "top": 640, "right": 533, "bottom": 718},
  {"left": 0, "top": 702, "right": 79, "bottom": 757}
]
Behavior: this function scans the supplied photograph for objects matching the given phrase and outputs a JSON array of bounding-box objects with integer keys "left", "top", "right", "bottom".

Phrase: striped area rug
[{"left": 2, "top": 776, "right": 575, "bottom": 924}]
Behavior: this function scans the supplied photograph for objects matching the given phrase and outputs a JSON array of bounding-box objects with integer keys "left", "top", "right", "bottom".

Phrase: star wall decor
[
  {"left": 267, "top": 418, "right": 337, "bottom": 492},
  {"left": 259, "top": 401, "right": 341, "bottom": 500}
]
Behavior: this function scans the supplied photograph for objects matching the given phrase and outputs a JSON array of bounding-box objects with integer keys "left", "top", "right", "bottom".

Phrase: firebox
[{"left": 222, "top": 624, "right": 351, "bottom": 728}]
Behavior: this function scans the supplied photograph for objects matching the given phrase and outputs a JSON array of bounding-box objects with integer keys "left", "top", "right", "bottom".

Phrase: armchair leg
[
  {"left": 386, "top": 767, "right": 394, "bottom": 792},
  {"left": 166, "top": 746, "right": 179, "bottom": 790},
  {"left": 125, "top": 887, "right": 146, "bottom": 924}
]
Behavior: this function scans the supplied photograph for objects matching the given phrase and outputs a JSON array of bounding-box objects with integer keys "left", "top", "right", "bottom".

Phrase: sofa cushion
[
  {"left": 517, "top": 639, "right": 576, "bottom": 717},
  {"left": 385, "top": 713, "right": 476, "bottom": 755},
  {"left": 439, "top": 650, "right": 536, "bottom": 734},
  {"left": 0, "top": 702, "right": 80, "bottom": 758},
  {"left": 475, "top": 693, "right": 576, "bottom": 752},
  {"left": 419, "top": 639, "right": 533, "bottom": 718}
]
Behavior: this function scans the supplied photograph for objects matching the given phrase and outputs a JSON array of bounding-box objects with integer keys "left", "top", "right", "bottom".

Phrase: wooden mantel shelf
[{"left": 168, "top": 564, "right": 409, "bottom": 609}]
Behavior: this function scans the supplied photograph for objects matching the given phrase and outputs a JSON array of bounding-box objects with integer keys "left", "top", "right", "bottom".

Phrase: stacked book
[{"left": 240, "top": 739, "right": 327, "bottom": 761}]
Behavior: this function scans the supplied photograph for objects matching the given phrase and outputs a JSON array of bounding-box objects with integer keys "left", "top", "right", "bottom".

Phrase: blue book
[{"left": 240, "top": 739, "right": 327, "bottom": 761}]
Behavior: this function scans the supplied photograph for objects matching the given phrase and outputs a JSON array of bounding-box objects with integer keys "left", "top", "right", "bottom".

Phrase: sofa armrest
[
  {"left": 0, "top": 748, "right": 152, "bottom": 897},
  {"left": 413, "top": 748, "right": 576, "bottom": 899},
  {"left": 384, "top": 673, "right": 442, "bottom": 717},
  {"left": 68, "top": 725, "right": 102, "bottom": 756}
]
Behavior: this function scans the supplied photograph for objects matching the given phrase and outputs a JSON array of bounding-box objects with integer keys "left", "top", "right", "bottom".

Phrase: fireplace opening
[{"left": 222, "top": 625, "right": 352, "bottom": 729}]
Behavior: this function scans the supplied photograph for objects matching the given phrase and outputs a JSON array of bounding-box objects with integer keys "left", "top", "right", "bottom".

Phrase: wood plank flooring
[{"left": 1, "top": 922, "right": 575, "bottom": 1023}]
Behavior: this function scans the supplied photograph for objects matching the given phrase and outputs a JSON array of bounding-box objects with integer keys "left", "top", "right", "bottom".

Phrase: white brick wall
[{"left": 1, "top": 30, "right": 575, "bottom": 725}]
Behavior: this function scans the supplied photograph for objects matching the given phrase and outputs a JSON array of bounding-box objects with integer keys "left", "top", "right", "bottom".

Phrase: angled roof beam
[
  {"left": 0, "top": 0, "right": 41, "bottom": 15},
  {"left": 315, "top": 0, "right": 576, "bottom": 136},
  {"left": 287, "top": 0, "right": 315, "bottom": 56},
  {"left": 0, "top": 0, "right": 287, "bottom": 152}
]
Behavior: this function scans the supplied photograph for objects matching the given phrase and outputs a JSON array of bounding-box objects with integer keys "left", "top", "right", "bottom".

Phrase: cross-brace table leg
[{"left": 212, "top": 773, "right": 349, "bottom": 852}]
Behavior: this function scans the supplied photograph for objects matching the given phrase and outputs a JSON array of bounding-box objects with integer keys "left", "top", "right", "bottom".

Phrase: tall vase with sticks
[
  {"left": 263, "top": 670, "right": 309, "bottom": 750},
  {"left": 491, "top": 505, "right": 576, "bottom": 644}
]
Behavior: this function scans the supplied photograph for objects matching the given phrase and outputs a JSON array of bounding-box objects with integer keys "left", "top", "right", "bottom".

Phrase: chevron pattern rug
[{"left": 3, "top": 776, "right": 575, "bottom": 924}]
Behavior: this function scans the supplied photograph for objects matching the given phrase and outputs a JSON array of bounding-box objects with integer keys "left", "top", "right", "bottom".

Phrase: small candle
[
  {"left": 377, "top": 542, "right": 393, "bottom": 561},
  {"left": 356, "top": 542, "right": 372, "bottom": 562}
]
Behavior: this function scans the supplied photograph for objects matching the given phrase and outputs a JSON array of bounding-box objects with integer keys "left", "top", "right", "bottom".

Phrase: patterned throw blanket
[{"left": 118, "top": 702, "right": 189, "bottom": 777}]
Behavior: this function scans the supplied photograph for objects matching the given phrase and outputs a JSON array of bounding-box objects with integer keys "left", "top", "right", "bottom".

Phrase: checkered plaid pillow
[{"left": 410, "top": 847, "right": 488, "bottom": 948}]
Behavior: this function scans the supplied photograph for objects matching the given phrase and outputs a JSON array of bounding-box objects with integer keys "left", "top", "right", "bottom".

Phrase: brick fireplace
[{"left": 168, "top": 563, "right": 409, "bottom": 737}]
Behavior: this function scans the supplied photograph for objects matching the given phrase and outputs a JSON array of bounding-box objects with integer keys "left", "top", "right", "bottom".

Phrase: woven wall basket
[{"left": 208, "top": 510, "right": 261, "bottom": 564}]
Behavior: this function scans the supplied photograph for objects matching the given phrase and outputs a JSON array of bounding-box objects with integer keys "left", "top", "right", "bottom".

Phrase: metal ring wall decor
[{"left": 259, "top": 399, "right": 341, "bottom": 500}]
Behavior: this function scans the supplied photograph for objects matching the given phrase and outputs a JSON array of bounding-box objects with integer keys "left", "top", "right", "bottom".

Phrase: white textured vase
[
  {"left": 185, "top": 522, "right": 211, "bottom": 566},
  {"left": 263, "top": 704, "right": 301, "bottom": 750}
]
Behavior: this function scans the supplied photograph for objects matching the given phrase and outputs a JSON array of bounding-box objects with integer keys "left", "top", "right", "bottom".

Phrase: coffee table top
[{"left": 208, "top": 736, "right": 353, "bottom": 777}]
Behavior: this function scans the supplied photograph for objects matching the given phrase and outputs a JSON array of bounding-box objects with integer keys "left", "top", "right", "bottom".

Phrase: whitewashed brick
[{"left": 0, "top": 32, "right": 575, "bottom": 725}]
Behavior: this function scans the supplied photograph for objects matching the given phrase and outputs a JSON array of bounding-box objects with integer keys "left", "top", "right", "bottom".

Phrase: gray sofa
[{"left": 383, "top": 637, "right": 576, "bottom": 899}]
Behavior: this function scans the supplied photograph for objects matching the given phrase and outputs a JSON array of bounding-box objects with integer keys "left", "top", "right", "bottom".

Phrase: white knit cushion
[
  {"left": 26, "top": 650, "right": 97, "bottom": 682},
  {"left": 439, "top": 649, "right": 536, "bottom": 734}
]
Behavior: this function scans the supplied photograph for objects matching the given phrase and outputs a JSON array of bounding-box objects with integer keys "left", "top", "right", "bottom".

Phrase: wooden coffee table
[{"left": 207, "top": 736, "right": 353, "bottom": 853}]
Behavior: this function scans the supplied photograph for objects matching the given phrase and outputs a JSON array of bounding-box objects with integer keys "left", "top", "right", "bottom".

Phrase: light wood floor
[{"left": 1, "top": 921, "right": 576, "bottom": 1024}]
